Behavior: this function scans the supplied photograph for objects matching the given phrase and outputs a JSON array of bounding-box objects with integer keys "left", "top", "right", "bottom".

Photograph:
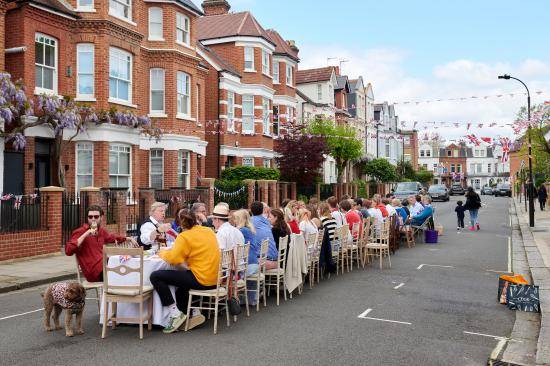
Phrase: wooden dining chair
[
  {"left": 246, "top": 239, "right": 269, "bottom": 312},
  {"left": 75, "top": 257, "right": 102, "bottom": 315},
  {"left": 101, "top": 247, "right": 153, "bottom": 340},
  {"left": 234, "top": 243, "right": 250, "bottom": 319},
  {"left": 265, "top": 236, "right": 288, "bottom": 305},
  {"left": 185, "top": 248, "right": 233, "bottom": 335},
  {"left": 305, "top": 232, "right": 318, "bottom": 289},
  {"left": 366, "top": 220, "right": 392, "bottom": 269}
]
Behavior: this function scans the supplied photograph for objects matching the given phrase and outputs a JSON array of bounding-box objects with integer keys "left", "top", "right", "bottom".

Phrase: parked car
[
  {"left": 393, "top": 182, "right": 423, "bottom": 199},
  {"left": 450, "top": 183, "right": 465, "bottom": 196},
  {"left": 428, "top": 184, "right": 450, "bottom": 201},
  {"left": 481, "top": 185, "right": 493, "bottom": 195},
  {"left": 494, "top": 183, "right": 512, "bottom": 197}
]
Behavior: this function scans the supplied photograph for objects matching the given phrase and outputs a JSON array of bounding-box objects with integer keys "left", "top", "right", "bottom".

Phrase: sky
[{"left": 192, "top": 0, "right": 550, "bottom": 141}]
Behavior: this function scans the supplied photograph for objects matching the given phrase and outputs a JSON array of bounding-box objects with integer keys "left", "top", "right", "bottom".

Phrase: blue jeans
[{"left": 469, "top": 209, "right": 479, "bottom": 227}]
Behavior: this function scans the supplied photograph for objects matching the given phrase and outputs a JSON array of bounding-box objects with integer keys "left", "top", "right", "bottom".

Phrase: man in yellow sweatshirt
[{"left": 150, "top": 210, "right": 221, "bottom": 333}]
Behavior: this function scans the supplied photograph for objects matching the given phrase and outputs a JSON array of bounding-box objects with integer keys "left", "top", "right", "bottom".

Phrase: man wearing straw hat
[{"left": 211, "top": 204, "right": 244, "bottom": 251}]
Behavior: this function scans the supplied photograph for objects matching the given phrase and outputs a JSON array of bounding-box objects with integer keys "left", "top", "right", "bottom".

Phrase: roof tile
[
  {"left": 296, "top": 67, "right": 334, "bottom": 84},
  {"left": 197, "top": 11, "right": 274, "bottom": 45}
]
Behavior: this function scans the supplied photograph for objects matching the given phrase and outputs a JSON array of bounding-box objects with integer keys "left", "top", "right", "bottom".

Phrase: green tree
[
  {"left": 309, "top": 119, "right": 363, "bottom": 183},
  {"left": 515, "top": 103, "right": 550, "bottom": 181},
  {"left": 415, "top": 168, "right": 434, "bottom": 185},
  {"left": 396, "top": 160, "right": 416, "bottom": 181},
  {"left": 363, "top": 158, "right": 398, "bottom": 182}
]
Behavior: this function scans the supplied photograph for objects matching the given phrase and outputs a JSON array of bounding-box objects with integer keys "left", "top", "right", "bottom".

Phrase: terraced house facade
[
  {"left": 197, "top": 0, "right": 299, "bottom": 178},
  {"left": 0, "top": 0, "right": 301, "bottom": 193}
]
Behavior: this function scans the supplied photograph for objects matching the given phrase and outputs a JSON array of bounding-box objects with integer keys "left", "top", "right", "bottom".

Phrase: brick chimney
[{"left": 202, "top": 0, "right": 231, "bottom": 16}]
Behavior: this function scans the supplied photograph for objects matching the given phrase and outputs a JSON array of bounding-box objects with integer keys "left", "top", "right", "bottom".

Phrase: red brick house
[
  {"left": 197, "top": 0, "right": 299, "bottom": 178},
  {"left": 2, "top": 0, "right": 208, "bottom": 195},
  {"left": 439, "top": 143, "right": 468, "bottom": 186}
]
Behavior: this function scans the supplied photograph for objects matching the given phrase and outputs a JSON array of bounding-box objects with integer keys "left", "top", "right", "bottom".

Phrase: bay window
[
  {"left": 262, "top": 97, "right": 270, "bottom": 135},
  {"left": 176, "top": 13, "right": 190, "bottom": 45},
  {"left": 109, "top": 0, "right": 131, "bottom": 21},
  {"left": 273, "top": 61, "right": 279, "bottom": 83},
  {"left": 286, "top": 64, "right": 293, "bottom": 86},
  {"left": 109, "top": 47, "right": 132, "bottom": 103},
  {"left": 177, "top": 71, "right": 190, "bottom": 117},
  {"left": 76, "top": 143, "right": 93, "bottom": 192},
  {"left": 149, "top": 68, "right": 165, "bottom": 114},
  {"left": 178, "top": 150, "right": 190, "bottom": 188},
  {"left": 242, "top": 95, "right": 254, "bottom": 133},
  {"left": 149, "top": 149, "right": 163, "bottom": 189},
  {"left": 109, "top": 144, "right": 131, "bottom": 189},
  {"left": 76, "top": 43, "right": 94, "bottom": 99},
  {"left": 273, "top": 105, "right": 279, "bottom": 136},
  {"left": 244, "top": 47, "right": 254, "bottom": 71},
  {"left": 262, "top": 49, "right": 269, "bottom": 75},
  {"left": 227, "top": 91, "right": 235, "bottom": 132}
]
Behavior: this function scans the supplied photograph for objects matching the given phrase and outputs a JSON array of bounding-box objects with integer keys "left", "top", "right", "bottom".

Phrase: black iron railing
[{"left": 0, "top": 194, "right": 47, "bottom": 234}]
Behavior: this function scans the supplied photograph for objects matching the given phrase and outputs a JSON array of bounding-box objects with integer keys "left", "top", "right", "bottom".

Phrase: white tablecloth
[{"left": 100, "top": 256, "right": 180, "bottom": 327}]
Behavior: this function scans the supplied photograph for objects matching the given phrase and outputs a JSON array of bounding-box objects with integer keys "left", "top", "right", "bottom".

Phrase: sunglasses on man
[{"left": 88, "top": 215, "right": 100, "bottom": 219}]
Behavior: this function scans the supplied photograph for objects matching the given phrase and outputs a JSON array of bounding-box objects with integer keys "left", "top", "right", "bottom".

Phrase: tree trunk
[{"left": 54, "top": 135, "right": 66, "bottom": 188}]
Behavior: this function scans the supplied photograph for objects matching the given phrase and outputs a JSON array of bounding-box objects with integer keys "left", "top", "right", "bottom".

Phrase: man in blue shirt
[
  {"left": 250, "top": 201, "right": 277, "bottom": 262},
  {"left": 411, "top": 196, "right": 433, "bottom": 226}
]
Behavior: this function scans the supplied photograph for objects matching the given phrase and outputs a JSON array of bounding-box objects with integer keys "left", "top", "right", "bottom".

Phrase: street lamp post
[{"left": 499, "top": 74, "right": 534, "bottom": 227}]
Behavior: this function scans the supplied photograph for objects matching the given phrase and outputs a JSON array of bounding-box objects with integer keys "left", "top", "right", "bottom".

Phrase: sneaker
[
  {"left": 476, "top": 224, "right": 480, "bottom": 231},
  {"left": 469, "top": 226, "right": 475, "bottom": 231},
  {"left": 182, "top": 313, "right": 205, "bottom": 331},
  {"left": 163, "top": 312, "right": 187, "bottom": 334}
]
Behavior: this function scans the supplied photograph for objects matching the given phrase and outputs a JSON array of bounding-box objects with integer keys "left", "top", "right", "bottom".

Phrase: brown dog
[{"left": 42, "top": 282, "right": 86, "bottom": 337}]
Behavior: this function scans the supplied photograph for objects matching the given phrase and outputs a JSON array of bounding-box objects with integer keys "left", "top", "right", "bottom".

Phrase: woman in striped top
[{"left": 319, "top": 202, "right": 337, "bottom": 241}]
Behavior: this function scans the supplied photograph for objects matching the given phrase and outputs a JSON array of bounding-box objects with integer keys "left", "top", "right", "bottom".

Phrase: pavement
[
  {"left": 503, "top": 196, "right": 550, "bottom": 366},
  {"left": 0, "top": 252, "right": 76, "bottom": 293},
  {"left": 0, "top": 196, "right": 516, "bottom": 365}
]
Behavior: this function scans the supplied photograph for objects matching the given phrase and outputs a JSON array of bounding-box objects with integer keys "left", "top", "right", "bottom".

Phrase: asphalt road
[{"left": 0, "top": 195, "right": 515, "bottom": 366}]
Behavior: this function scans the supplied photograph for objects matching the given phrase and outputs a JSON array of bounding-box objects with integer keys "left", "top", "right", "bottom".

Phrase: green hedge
[{"left": 221, "top": 165, "right": 280, "bottom": 181}]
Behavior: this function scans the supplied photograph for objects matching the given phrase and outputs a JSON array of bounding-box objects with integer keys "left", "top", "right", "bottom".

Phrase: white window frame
[
  {"left": 286, "top": 64, "right": 293, "bottom": 86},
  {"left": 227, "top": 91, "right": 235, "bottom": 132},
  {"left": 288, "top": 106, "right": 294, "bottom": 123},
  {"left": 273, "top": 104, "right": 279, "bottom": 137},
  {"left": 242, "top": 94, "right": 254, "bottom": 133},
  {"left": 109, "top": 0, "right": 132, "bottom": 23},
  {"left": 177, "top": 71, "right": 191, "bottom": 118},
  {"left": 317, "top": 84, "right": 322, "bottom": 100},
  {"left": 149, "top": 68, "right": 165, "bottom": 115},
  {"left": 488, "top": 163, "right": 492, "bottom": 173},
  {"left": 262, "top": 97, "right": 270, "bottom": 135},
  {"left": 273, "top": 61, "right": 279, "bottom": 83},
  {"left": 149, "top": 149, "right": 164, "bottom": 189},
  {"left": 176, "top": 13, "right": 190, "bottom": 46},
  {"left": 426, "top": 150, "right": 431, "bottom": 157},
  {"left": 178, "top": 150, "right": 190, "bottom": 188},
  {"left": 244, "top": 47, "right": 255, "bottom": 71},
  {"left": 109, "top": 143, "right": 132, "bottom": 190},
  {"left": 75, "top": 142, "right": 93, "bottom": 192},
  {"left": 109, "top": 47, "right": 132, "bottom": 103},
  {"left": 76, "top": 43, "right": 94, "bottom": 100},
  {"left": 242, "top": 157, "right": 254, "bottom": 167},
  {"left": 148, "top": 7, "right": 164, "bottom": 41},
  {"left": 262, "top": 49, "right": 269, "bottom": 75},
  {"left": 263, "top": 159, "right": 271, "bottom": 168},
  {"left": 34, "top": 33, "right": 57, "bottom": 95},
  {"left": 420, "top": 150, "right": 425, "bottom": 157},
  {"left": 76, "top": 0, "right": 94, "bottom": 12}
]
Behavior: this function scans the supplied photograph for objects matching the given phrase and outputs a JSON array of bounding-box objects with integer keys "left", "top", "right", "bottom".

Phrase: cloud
[{"left": 299, "top": 44, "right": 550, "bottom": 141}]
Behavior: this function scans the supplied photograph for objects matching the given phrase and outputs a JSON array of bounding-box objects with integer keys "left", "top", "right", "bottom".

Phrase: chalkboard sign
[{"left": 507, "top": 284, "right": 540, "bottom": 312}]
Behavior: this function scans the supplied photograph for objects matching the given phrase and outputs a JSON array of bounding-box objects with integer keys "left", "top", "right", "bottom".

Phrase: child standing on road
[{"left": 455, "top": 200, "right": 465, "bottom": 232}]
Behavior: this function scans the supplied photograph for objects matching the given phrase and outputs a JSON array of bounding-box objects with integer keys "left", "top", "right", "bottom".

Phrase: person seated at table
[
  {"left": 410, "top": 196, "right": 434, "bottom": 226},
  {"left": 139, "top": 202, "right": 172, "bottom": 250},
  {"left": 408, "top": 195, "right": 424, "bottom": 217},
  {"left": 298, "top": 208, "right": 318, "bottom": 237},
  {"left": 66, "top": 205, "right": 137, "bottom": 282},
  {"left": 269, "top": 208, "right": 291, "bottom": 250},
  {"left": 319, "top": 202, "right": 337, "bottom": 242},
  {"left": 340, "top": 199, "right": 361, "bottom": 239},
  {"left": 233, "top": 209, "right": 256, "bottom": 246},
  {"left": 393, "top": 199, "right": 408, "bottom": 227},
  {"left": 307, "top": 203, "right": 322, "bottom": 228},
  {"left": 250, "top": 201, "right": 278, "bottom": 270},
  {"left": 212, "top": 204, "right": 244, "bottom": 250},
  {"left": 372, "top": 194, "right": 389, "bottom": 218},
  {"left": 284, "top": 200, "right": 301, "bottom": 234},
  {"left": 190, "top": 202, "right": 214, "bottom": 229},
  {"left": 150, "top": 209, "right": 220, "bottom": 333}
]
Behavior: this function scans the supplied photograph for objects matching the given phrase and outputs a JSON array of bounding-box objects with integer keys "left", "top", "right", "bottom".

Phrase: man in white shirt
[
  {"left": 211, "top": 204, "right": 244, "bottom": 250},
  {"left": 139, "top": 202, "right": 172, "bottom": 250},
  {"left": 408, "top": 195, "right": 424, "bottom": 217}
]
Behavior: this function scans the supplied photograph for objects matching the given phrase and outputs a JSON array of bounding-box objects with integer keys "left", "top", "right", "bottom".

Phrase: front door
[
  {"left": 35, "top": 139, "right": 52, "bottom": 189},
  {"left": 3, "top": 152, "right": 24, "bottom": 194}
]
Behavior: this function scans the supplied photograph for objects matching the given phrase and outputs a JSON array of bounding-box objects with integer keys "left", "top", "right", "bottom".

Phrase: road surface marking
[
  {"left": 358, "top": 308, "right": 411, "bottom": 325},
  {"left": 417, "top": 264, "right": 454, "bottom": 270},
  {"left": 491, "top": 338, "right": 507, "bottom": 360},
  {"left": 508, "top": 237, "right": 512, "bottom": 272},
  {"left": 393, "top": 283, "right": 405, "bottom": 289},
  {"left": 428, "top": 248, "right": 440, "bottom": 251},
  {"left": 463, "top": 331, "right": 518, "bottom": 342},
  {"left": 0, "top": 308, "right": 44, "bottom": 321}
]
